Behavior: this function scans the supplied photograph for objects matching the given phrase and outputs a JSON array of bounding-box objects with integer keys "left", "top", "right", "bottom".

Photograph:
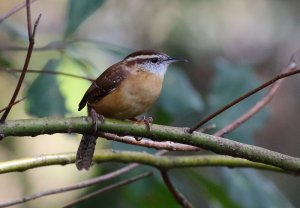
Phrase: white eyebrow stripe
[{"left": 125, "top": 54, "right": 161, "bottom": 62}]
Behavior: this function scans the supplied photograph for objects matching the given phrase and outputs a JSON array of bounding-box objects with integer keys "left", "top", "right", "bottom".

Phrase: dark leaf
[
  {"left": 156, "top": 68, "right": 203, "bottom": 124},
  {"left": 26, "top": 59, "right": 68, "bottom": 117},
  {"left": 65, "top": 0, "right": 106, "bottom": 37},
  {"left": 208, "top": 59, "right": 268, "bottom": 142},
  {"left": 76, "top": 171, "right": 179, "bottom": 208},
  {"left": 175, "top": 169, "right": 241, "bottom": 208},
  {"left": 222, "top": 169, "right": 293, "bottom": 208}
]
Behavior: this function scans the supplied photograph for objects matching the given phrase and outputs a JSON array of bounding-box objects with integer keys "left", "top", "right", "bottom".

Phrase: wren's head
[{"left": 123, "top": 50, "right": 187, "bottom": 78}]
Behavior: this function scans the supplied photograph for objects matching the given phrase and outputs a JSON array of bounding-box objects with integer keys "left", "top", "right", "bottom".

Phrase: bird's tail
[{"left": 76, "top": 134, "right": 97, "bottom": 170}]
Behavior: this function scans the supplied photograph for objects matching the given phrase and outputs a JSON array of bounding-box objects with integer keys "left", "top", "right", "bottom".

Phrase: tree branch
[
  {"left": 0, "top": 117, "right": 299, "bottom": 172},
  {"left": 0, "top": 150, "right": 286, "bottom": 174},
  {"left": 188, "top": 61, "right": 299, "bottom": 133},
  {"left": 100, "top": 132, "right": 199, "bottom": 151},
  {"left": 0, "top": 163, "right": 138, "bottom": 208},
  {"left": 0, "top": 97, "right": 26, "bottom": 113},
  {"left": 215, "top": 59, "right": 297, "bottom": 137},
  {"left": 0, "top": 0, "right": 38, "bottom": 23},
  {"left": 0, "top": 150, "right": 169, "bottom": 207},
  {"left": 0, "top": 67, "right": 94, "bottom": 82},
  {"left": 0, "top": 0, "right": 41, "bottom": 123},
  {"left": 61, "top": 172, "right": 153, "bottom": 208},
  {"left": 160, "top": 170, "right": 193, "bottom": 208}
]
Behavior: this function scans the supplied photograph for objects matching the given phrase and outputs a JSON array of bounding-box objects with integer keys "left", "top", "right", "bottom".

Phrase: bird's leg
[
  {"left": 130, "top": 116, "right": 153, "bottom": 131},
  {"left": 130, "top": 116, "right": 153, "bottom": 141},
  {"left": 141, "top": 116, "right": 153, "bottom": 131},
  {"left": 89, "top": 107, "right": 104, "bottom": 134}
]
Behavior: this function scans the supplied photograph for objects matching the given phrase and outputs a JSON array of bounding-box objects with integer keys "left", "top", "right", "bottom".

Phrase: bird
[{"left": 76, "top": 49, "right": 187, "bottom": 170}]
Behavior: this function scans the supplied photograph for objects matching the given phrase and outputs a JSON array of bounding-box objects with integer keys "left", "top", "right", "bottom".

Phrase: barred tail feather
[{"left": 76, "top": 135, "right": 97, "bottom": 170}]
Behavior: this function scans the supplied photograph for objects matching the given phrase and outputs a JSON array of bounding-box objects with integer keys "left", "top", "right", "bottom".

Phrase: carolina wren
[{"left": 76, "top": 50, "right": 187, "bottom": 170}]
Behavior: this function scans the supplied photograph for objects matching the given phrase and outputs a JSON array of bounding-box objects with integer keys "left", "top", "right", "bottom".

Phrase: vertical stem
[
  {"left": 0, "top": 1, "right": 41, "bottom": 123},
  {"left": 160, "top": 170, "right": 193, "bottom": 208}
]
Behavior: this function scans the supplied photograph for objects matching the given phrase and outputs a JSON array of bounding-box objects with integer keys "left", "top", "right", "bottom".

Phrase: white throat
[{"left": 143, "top": 63, "right": 170, "bottom": 79}]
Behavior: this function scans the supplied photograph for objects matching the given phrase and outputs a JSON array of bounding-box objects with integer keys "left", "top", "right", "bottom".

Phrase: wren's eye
[{"left": 150, "top": 58, "right": 159, "bottom": 63}]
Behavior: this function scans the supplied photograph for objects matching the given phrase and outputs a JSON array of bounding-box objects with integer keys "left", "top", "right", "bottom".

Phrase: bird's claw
[
  {"left": 90, "top": 108, "right": 104, "bottom": 134},
  {"left": 140, "top": 116, "right": 153, "bottom": 131},
  {"left": 134, "top": 136, "right": 143, "bottom": 141}
]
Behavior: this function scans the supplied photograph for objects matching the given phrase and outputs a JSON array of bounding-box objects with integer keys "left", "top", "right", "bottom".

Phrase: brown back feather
[{"left": 78, "top": 62, "right": 129, "bottom": 111}]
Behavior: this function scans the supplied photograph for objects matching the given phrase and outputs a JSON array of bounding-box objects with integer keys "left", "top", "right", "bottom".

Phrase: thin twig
[
  {"left": 0, "top": 0, "right": 42, "bottom": 123},
  {"left": 0, "top": 150, "right": 167, "bottom": 208},
  {"left": 0, "top": 97, "right": 26, "bottom": 113},
  {"left": 31, "top": 14, "right": 41, "bottom": 40},
  {"left": 160, "top": 170, "right": 193, "bottom": 208},
  {"left": 0, "top": 67, "right": 94, "bottom": 81},
  {"left": 61, "top": 172, "right": 153, "bottom": 208},
  {"left": 0, "top": 39, "right": 131, "bottom": 52},
  {"left": 100, "top": 132, "right": 199, "bottom": 151},
  {"left": 188, "top": 67, "right": 300, "bottom": 133},
  {"left": 26, "top": 0, "right": 33, "bottom": 38},
  {"left": 0, "top": 164, "right": 138, "bottom": 208},
  {"left": 0, "top": 0, "right": 38, "bottom": 23},
  {"left": 215, "top": 60, "right": 297, "bottom": 137},
  {"left": 0, "top": 42, "right": 66, "bottom": 52}
]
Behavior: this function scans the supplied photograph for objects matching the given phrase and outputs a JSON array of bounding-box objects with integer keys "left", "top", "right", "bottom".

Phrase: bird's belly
[{"left": 89, "top": 72, "right": 163, "bottom": 119}]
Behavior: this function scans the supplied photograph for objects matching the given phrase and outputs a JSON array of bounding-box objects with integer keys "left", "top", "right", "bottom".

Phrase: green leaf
[
  {"left": 208, "top": 59, "right": 268, "bottom": 142},
  {"left": 56, "top": 57, "right": 93, "bottom": 115},
  {"left": 65, "top": 0, "right": 106, "bottom": 37},
  {"left": 26, "top": 59, "right": 68, "bottom": 117},
  {"left": 156, "top": 68, "right": 204, "bottom": 124},
  {"left": 175, "top": 169, "right": 241, "bottom": 208},
  {"left": 222, "top": 169, "right": 294, "bottom": 208},
  {"left": 153, "top": 107, "right": 173, "bottom": 125},
  {"left": 195, "top": 174, "right": 241, "bottom": 208}
]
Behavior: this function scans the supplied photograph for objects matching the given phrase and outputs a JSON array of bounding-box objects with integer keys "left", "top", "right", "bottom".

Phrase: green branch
[
  {"left": 1, "top": 117, "right": 300, "bottom": 173},
  {"left": 0, "top": 150, "right": 284, "bottom": 174}
]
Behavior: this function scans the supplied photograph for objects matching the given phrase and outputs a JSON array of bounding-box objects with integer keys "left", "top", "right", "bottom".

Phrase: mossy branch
[
  {"left": 1, "top": 117, "right": 300, "bottom": 173},
  {"left": 0, "top": 150, "right": 284, "bottom": 174}
]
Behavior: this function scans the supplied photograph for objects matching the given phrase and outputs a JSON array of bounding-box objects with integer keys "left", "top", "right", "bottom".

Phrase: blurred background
[{"left": 0, "top": 0, "right": 300, "bottom": 207}]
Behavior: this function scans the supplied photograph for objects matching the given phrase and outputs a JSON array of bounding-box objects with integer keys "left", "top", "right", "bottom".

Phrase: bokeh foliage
[{"left": 0, "top": 1, "right": 297, "bottom": 208}]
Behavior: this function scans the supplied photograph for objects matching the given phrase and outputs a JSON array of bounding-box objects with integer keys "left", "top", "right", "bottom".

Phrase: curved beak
[{"left": 166, "top": 57, "right": 188, "bottom": 64}]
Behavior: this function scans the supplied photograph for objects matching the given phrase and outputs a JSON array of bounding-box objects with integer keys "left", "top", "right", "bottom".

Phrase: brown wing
[{"left": 78, "top": 63, "right": 129, "bottom": 111}]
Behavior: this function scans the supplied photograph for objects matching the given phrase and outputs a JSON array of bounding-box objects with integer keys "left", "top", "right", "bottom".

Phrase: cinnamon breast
[{"left": 88, "top": 69, "right": 163, "bottom": 119}]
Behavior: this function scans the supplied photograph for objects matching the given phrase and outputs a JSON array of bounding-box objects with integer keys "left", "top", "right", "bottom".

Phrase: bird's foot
[
  {"left": 134, "top": 136, "right": 143, "bottom": 141},
  {"left": 132, "top": 116, "right": 153, "bottom": 131},
  {"left": 130, "top": 116, "right": 153, "bottom": 141},
  {"left": 90, "top": 108, "right": 104, "bottom": 134},
  {"left": 141, "top": 116, "right": 153, "bottom": 131}
]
